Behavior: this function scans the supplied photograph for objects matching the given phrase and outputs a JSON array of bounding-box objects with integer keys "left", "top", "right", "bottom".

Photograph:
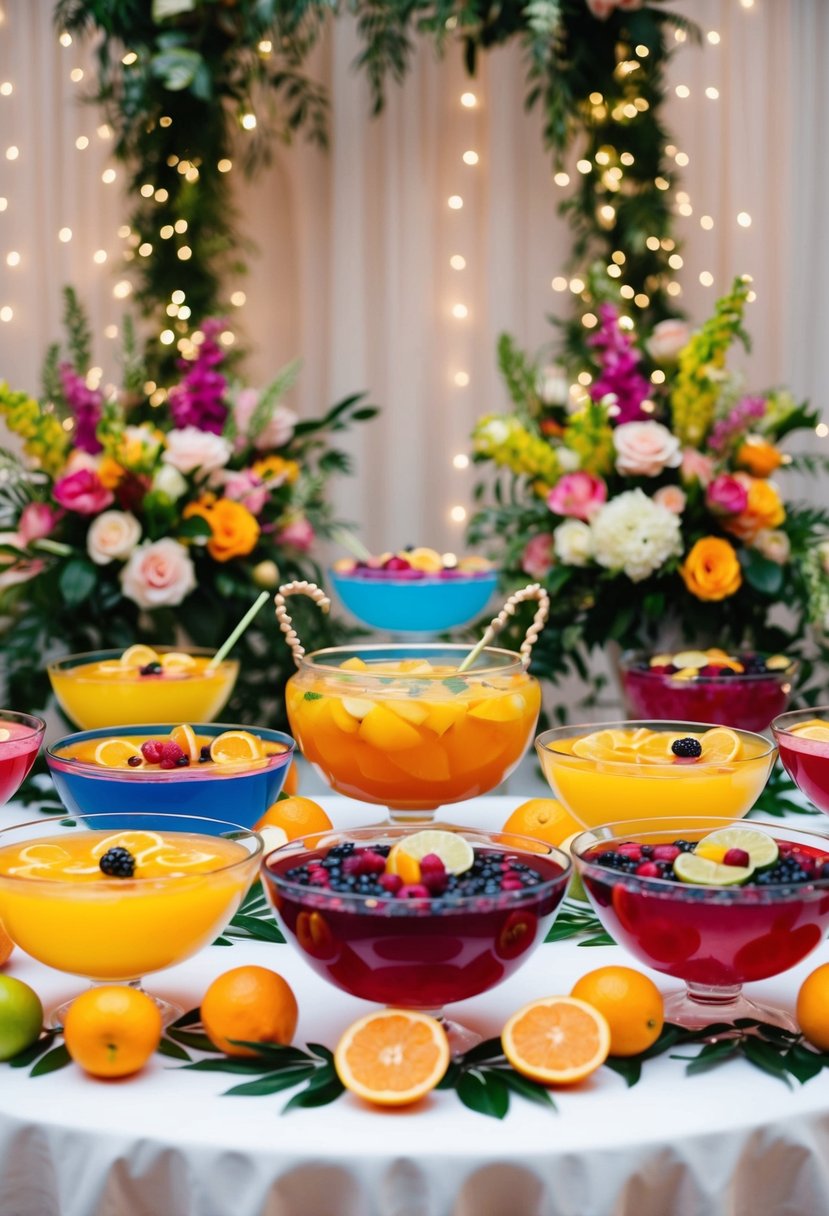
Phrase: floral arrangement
[
  {"left": 469, "top": 277, "right": 829, "bottom": 705},
  {"left": 0, "top": 291, "right": 376, "bottom": 722}
]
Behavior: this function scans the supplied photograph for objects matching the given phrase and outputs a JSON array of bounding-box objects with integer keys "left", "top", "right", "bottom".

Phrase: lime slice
[
  {"left": 695, "top": 827, "right": 779, "bottom": 870},
  {"left": 673, "top": 852, "right": 754, "bottom": 886},
  {"left": 395, "top": 829, "right": 474, "bottom": 875}
]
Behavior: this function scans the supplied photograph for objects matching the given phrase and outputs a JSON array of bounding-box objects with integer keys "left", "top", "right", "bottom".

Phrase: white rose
[
  {"left": 162, "top": 427, "right": 232, "bottom": 476},
  {"left": 255, "top": 405, "right": 298, "bottom": 452},
  {"left": 86, "top": 511, "right": 142, "bottom": 566},
  {"left": 614, "top": 421, "right": 683, "bottom": 478},
  {"left": 647, "top": 319, "right": 691, "bottom": 363},
  {"left": 152, "top": 463, "right": 189, "bottom": 501},
  {"left": 753, "top": 529, "right": 791, "bottom": 565},
  {"left": 591, "top": 488, "right": 683, "bottom": 582},
  {"left": 120, "top": 538, "right": 196, "bottom": 609},
  {"left": 537, "top": 366, "right": 569, "bottom": 407},
  {"left": 558, "top": 447, "right": 582, "bottom": 472},
  {"left": 553, "top": 519, "right": 593, "bottom": 567}
]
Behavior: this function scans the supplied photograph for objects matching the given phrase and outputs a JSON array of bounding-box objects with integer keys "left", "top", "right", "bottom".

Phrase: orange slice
[
  {"left": 334, "top": 1009, "right": 450, "bottom": 1106},
  {"left": 632, "top": 730, "right": 687, "bottom": 764},
  {"left": 160, "top": 652, "right": 197, "bottom": 672},
  {"left": 93, "top": 739, "right": 145, "bottom": 769},
  {"left": 209, "top": 730, "right": 265, "bottom": 765},
  {"left": 120, "top": 644, "right": 158, "bottom": 668},
  {"left": 699, "top": 727, "right": 742, "bottom": 763},
  {"left": 571, "top": 729, "right": 637, "bottom": 762},
  {"left": 789, "top": 721, "right": 829, "bottom": 742},
  {"left": 501, "top": 996, "right": 611, "bottom": 1085},
  {"left": 170, "top": 724, "right": 199, "bottom": 762}
]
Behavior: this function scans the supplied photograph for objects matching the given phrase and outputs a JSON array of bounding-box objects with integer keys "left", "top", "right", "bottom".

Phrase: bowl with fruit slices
[
  {"left": 45, "top": 722, "right": 295, "bottom": 834},
  {"left": 571, "top": 818, "right": 829, "bottom": 1030},
  {"left": 262, "top": 825, "right": 570, "bottom": 1046},
  {"left": 535, "top": 720, "right": 777, "bottom": 829},
  {"left": 329, "top": 548, "right": 498, "bottom": 633},
  {"left": 618, "top": 648, "right": 798, "bottom": 732},
  {"left": 772, "top": 706, "right": 829, "bottom": 815},
  {"left": 46, "top": 645, "right": 240, "bottom": 730}
]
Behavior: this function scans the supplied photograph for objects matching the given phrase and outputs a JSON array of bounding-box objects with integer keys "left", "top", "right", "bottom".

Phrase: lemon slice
[
  {"left": 120, "top": 644, "right": 159, "bottom": 668},
  {"left": 673, "top": 852, "right": 754, "bottom": 886},
  {"left": 789, "top": 722, "right": 829, "bottom": 742},
  {"left": 170, "top": 724, "right": 199, "bottom": 762},
  {"left": 93, "top": 739, "right": 145, "bottom": 769},
  {"left": 632, "top": 731, "right": 687, "bottom": 763},
  {"left": 699, "top": 727, "right": 742, "bottom": 763},
  {"left": 392, "top": 829, "right": 474, "bottom": 875},
  {"left": 0, "top": 729, "right": 9, "bottom": 743},
  {"left": 696, "top": 826, "right": 779, "bottom": 870},
  {"left": 160, "top": 652, "right": 197, "bottom": 672},
  {"left": 90, "top": 830, "right": 165, "bottom": 863},
  {"left": 405, "top": 547, "right": 443, "bottom": 573},
  {"left": 671, "top": 650, "right": 710, "bottom": 668},
  {"left": 571, "top": 729, "right": 637, "bottom": 762},
  {"left": 209, "top": 730, "right": 265, "bottom": 765}
]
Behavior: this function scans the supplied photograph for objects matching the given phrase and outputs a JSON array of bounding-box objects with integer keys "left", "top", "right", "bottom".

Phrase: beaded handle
[
  {"left": 274, "top": 580, "right": 331, "bottom": 667},
  {"left": 481, "top": 583, "right": 550, "bottom": 667}
]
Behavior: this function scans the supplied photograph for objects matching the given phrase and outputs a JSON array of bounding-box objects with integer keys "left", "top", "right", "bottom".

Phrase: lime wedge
[
  {"left": 395, "top": 829, "right": 474, "bottom": 875},
  {"left": 673, "top": 852, "right": 754, "bottom": 886},
  {"left": 695, "top": 827, "right": 779, "bottom": 870}
]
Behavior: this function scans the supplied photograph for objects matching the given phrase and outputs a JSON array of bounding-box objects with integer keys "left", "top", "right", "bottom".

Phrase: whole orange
[
  {"left": 0, "top": 924, "right": 13, "bottom": 967},
  {"left": 571, "top": 966, "right": 664, "bottom": 1057},
  {"left": 200, "top": 965, "right": 298, "bottom": 1057},
  {"left": 255, "top": 796, "right": 332, "bottom": 842},
  {"left": 501, "top": 798, "right": 583, "bottom": 849},
  {"left": 796, "top": 963, "right": 829, "bottom": 1051},
  {"left": 63, "top": 985, "right": 162, "bottom": 1078}
]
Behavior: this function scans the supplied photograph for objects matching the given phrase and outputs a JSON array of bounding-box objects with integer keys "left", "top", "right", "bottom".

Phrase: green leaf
[
  {"left": 178, "top": 515, "right": 213, "bottom": 540},
  {"left": 603, "top": 1056, "right": 642, "bottom": 1087},
  {"left": 150, "top": 47, "right": 203, "bottom": 91},
  {"left": 741, "top": 1039, "right": 794, "bottom": 1086},
  {"left": 456, "top": 1069, "right": 510, "bottom": 1119},
  {"left": 30, "top": 1043, "right": 73, "bottom": 1077},
  {"left": 8, "top": 1031, "right": 58, "bottom": 1068},
  {"left": 679, "top": 1040, "right": 739, "bottom": 1076},
  {"left": 223, "top": 914, "right": 285, "bottom": 944},
  {"left": 741, "top": 549, "right": 785, "bottom": 596},
  {"left": 493, "top": 1066, "right": 557, "bottom": 1110},
  {"left": 166, "top": 1028, "right": 219, "bottom": 1053},
  {"left": 157, "top": 1036, "right": 192, "bottom": 1061},
  {"left": 303, "top": 691, "right": 323, "bottom": 701},
  {"left": 181, "top": 1057, "right": 278, "bottom": 1074},
  {"left": 224, "top": 1067, "right": 317, "bottom": 1097},
  {"left": 282, "top": 1071, "right": 344, "bottom": 1113},
  {"left": 785, "top": 1042, "right": 829, "bottom": 1085},
  {"left": 58, "top": 559, "right": 98, "bottom": 607}
]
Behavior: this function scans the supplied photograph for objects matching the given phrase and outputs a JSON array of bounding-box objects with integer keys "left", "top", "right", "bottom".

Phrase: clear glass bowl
[
  {"left": 772, "top": 706, "right": 829, "bottom": 815},
  {"left": 0, "top": 710, "right": 46, "bottom": 805}
]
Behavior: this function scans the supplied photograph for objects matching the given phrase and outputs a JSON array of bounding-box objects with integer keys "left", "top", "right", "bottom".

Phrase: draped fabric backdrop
[{"left": 0, "top": 0, "right": 827, "bottom": 558}]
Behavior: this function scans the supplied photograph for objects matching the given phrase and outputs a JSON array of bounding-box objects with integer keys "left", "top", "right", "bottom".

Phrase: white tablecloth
[{"left": 2, "top": 795, "right": 829, "bottom": 1216}]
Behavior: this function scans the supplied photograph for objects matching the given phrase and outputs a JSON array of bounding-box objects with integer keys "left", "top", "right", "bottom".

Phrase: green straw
[
  {"left": 330, "top": 525, "right": 372, "bottom": 561},
  {"left": 457, "top": 632, "right": 490, "bottom": 674},
  {"left": 207, "top": 590, "right": 271, "bottom": 669}
]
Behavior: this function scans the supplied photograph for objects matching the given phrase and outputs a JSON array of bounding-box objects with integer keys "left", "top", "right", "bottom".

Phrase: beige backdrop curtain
[{"left": 0, "top": 0, "right": 827, "bottom": 555}]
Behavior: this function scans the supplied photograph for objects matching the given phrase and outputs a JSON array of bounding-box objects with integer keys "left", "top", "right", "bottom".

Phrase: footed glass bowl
[
  {"left": 46, "top": 723, "right": 294, "bottom": 834},
  {"left": 330, "top": 568, "right": 498, "bottom": 633},
  {"left": 772, "top": 706, "right": 829, "bottom": 815}
]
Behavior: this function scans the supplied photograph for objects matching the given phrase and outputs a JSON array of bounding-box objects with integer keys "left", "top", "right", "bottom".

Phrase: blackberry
[
  {"left": 99, "top": 846, "right": 136, "bottom": 878},
  {"left": 139, "top": 661, "right": 163, "bottom": 676},
  {"left": 673, "top": 840, "right": 696, "bottom": 852},
  {"left": 671, "top": 737, "right": 703, "bottom": 759}
]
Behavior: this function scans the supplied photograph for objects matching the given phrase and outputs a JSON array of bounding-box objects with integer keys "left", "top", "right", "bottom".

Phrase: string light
[
  {"left": 551, "top": 276, "right": 567, "bottom": 291},
  {"left": 5, "top": 251, "right": 19, "bottom": 266},
  {"left": 453, "top": 371, "right": 470, "bottom": 387},
  {"left": 707, "top": 30, "right": 721, "bottom": 44},
  {"left": 737, "top": 211, "right": 752, "bottom": 227},
  {"left": 700, "top": 215, "right": 714, "bottom": 229},
  {"left": 453, "top": 454, "right": 469, "bottom": 469},
  {"left": 230, "top": 291, "right": 246, "bottom": 306},
  {"left": 706, "top": 87, "right": 719, "bottom": 100},
  {"left": 675, "top": 85, "right": 690, "bottom": 99},
  {"left": 449, "top": 506, "right": 467, "bottom": 523},
  {"left": 817, "top": 424, "right": 829, "bottom": 439},
  {"left": 699, "top": 271, "right": 714, "bottom": 287},
  {"left": 451, "top": 303, "right": 468, "bottom": 319},
  {"left": 448, "top": 195, "right": 463, "bottom": 209},
  {"left": 58, "top": 227, "right": 72, "bottom": 242},
  {"left": 554, "top": 171, "right": 570, "bottom": 186},
  {"left": 450, "top": 254, "right": 466, "bottom": 270},
  {"left": 462, "top": 151, "right": 479, "bottom": 165},
  {"left": 460, "top": 92, "right": 477, "bottom": 108}
]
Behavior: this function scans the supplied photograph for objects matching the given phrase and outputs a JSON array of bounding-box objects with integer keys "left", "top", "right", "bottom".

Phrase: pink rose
[
  {"left": 18, "top": 502, "right": 62, "bottom": 544},
  {"left": 221, "top": 470, "right": 268, "bottom": 516},
  {"left": 275, "top": 517, "right": 315, "bottom": 552},
  {"left": 232, "top": 387, "right": 259, "bottom": 438},
  {"left": 613, "top": 421, "right": 682, "bottom": 478},
  {"left": 547, "top": 472, "right": 607, "bottom": 521},
  {"left": 521, "top": 534, "right": 555, "bottom": 579},
  {"left": 52, "top": 469, "right": 114, "bottom": 516},
  {"left": 753, "top": 529, "right": 791, "bottom": 565},
  {"left": 646, "top": 319, "right": 691, "bottom": 363},
  {"left": 680, "top": 448, "right": 714, "bottom": 487},
  {"left": 120, "top": 538, "right": 197, "bottom": 609},
  {"left": 706, "top": 474, "right": 749, "bottom": 516},
  {"left": 0, "top": 557, "right": 44, "bottom": 592},
  {"left": 255, "top": 405, "right": 298, "bottom": 452},
  {"left": 653, "top": 484, "right": 687, "bottom": 514}
]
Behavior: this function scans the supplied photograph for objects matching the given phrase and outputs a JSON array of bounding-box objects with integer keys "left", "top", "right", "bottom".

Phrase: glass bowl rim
[
  {"left": 262, "top": 823, "right": 571, "bottom": 911},
  {"left": 296, "top": 642, "right": 529, "bottom": 677},
  {"left": 619, "top": 648, "right": 799, "bottom": 682},
  {"left": 329, "top": 568, "right": 498, "bottom": 586},
  {"left": 570, "top": 816, "right": 829, "bottom": 901},
  {"left": 0, "top": 811, "right": 264, "bottom": 887},
  {"left": 771, "top": 706, "right": 829, "bottom": 740},
  {"left": 0, "top": 710, "right": 47, "bottom": 742},
  {"left": 535, "top": 720, "right": 777, "bottom": 766},
  {"left": 46, "top": 646, "right": 239, "bottom": 675},
  {"left": 46, "top": 722, "right": 295, "bottom": 780}
]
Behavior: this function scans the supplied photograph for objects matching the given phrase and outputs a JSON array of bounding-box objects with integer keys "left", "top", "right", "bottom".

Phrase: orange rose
[
  {"left": 723, "top": 476, "right": 785, "bottom": 542},
  {"left": 680, "top": 537, "right": 742, "bottom": 601},
  {"left": 98, "top": 456, "right": 125, "bottom": 490},
  {"left": 735, "top": 437, "right": 784, "bottom": 478},
  {"left": 184, "top": 497, "right": 260, "bottom": 562}
]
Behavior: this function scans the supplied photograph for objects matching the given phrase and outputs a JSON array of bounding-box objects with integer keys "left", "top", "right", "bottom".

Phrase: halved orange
[
  {"left": 120, "top": 644, "right": 158, "bottom": 668},
  {"left": 501, "top": 798, "right": 583, "bottom": 848},
  {"left": 501, "top": 995, "right": 610, "bottom": 1085},
  {"left": 699, "top": 727, "right": 742, "bottom": 763},
  {"left": 93, "top": 739, "right": 145, "bottom": 769},
  {"left": 209, "top": 730, "right": 265, "bottom": 765},
  {"left": 170, "top": 724, "right": 199, "bottom": 762},
  {"left": 334, "top": 1009, "right": 450, "bottom": 1106}
]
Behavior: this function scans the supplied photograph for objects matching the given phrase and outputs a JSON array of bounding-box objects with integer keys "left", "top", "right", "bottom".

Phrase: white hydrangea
[
  {"left": 553, "top": 519, "right": 593, "bottom": 566},
  {"left": 590, "top": 488, "right": 682, "bottom": 582}
]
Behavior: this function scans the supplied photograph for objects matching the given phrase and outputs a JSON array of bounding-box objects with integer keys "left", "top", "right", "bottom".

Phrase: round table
[{"left": 2, "top": 795, "right": 829, "bottom": 1216}]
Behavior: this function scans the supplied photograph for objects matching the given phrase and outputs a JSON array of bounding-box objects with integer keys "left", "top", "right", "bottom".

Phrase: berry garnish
[
  {"left": 99, "top": 847, "right": 136, "bottom": 878},
  {"left": 127, "top": 755, "right": 143, "bottom": 767},
  {"left": 141, "top": 739, "right": 163, "bottom": 764},
  {"left": 723, "top": 848, "right": 750, "bottom": 868},
  {"left": 671, "top": 737, "right": 703, "bottom": 759},
  {"left": 139, "top": 661, "right": 164, "bottom": 676}
]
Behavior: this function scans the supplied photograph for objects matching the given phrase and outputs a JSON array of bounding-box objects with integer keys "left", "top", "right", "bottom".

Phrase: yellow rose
[
  {"left": 98, "top": 456, "right": 125, "bottom": 490},
  {"left": 184, "top": 497, "right": 260, "bottom": 562},
  {"left": 724, "top": 476, "right": 785, "bottom": 542},
  {"left": 680, "top": 537, "right": 742, "bottom": 601},
  {"left": 735, "top": 437, "right": 784, "bottom": 478},
  {"left": 252, "top": 456, "right": 300, "bottom": 485}
]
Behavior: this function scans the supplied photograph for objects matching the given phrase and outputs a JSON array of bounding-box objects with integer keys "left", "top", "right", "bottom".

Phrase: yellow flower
[
  {"left": 98, "top": 456, "right": 125, "bottom": 490},
  {"left": 680, "top": 537, "right": 742, "bottom": 601},
  {"left": 252, "top": 456, "right": 300, "bottom": 485},
  {"left": 184, "top": 496, "right": 260, "bottom": 563},
  {"left": 723, "top": 477, "right": 785, "bottom": 542},
  {"left": 735, "top": 436, "right": 784, "bottom": 478}
]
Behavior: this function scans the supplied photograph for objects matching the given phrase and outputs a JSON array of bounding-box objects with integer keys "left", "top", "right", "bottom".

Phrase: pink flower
[
  {"left": 586, "top": 0, "right": 642, "bottom": 18},
  {"left": 18, "top": 502, "right": 62, "bottom": 544},
  {"left": 52, "top": 469, "right": 114, "bottom": 516},
  {"left": 232, "top": 388, "right": 259, "bottom": 439},
  {"left": 613, "top": 421, "right": 682, "bottom": 478},
  {"left": 0, "top": 557, "right": 44, "bottom": 592},
  {"left": 255, "top": 405, "right": 298, "bottom": 452},
  {"left": 521, "top": 534, "right": 555, "bottom": 579},
  {"left": 646, "top": 319, "right": 691, "bottom": 363},
  {"left": 275, "top": 517, "right": 315, "bottom": 552},
  {"left": 120, "top": 538, "right": 196, "bottom": 609},
  {"left": 706, "top": 474, "right": 749, "bottom": 516},
  {"left": 547, "top": 473, "right": 607, "bottom": 521},
  {"left": 221, "top": 470, "right": 268, "bottom": 516},
  {"left": 680, "top": 449, "right": 714, "bottom": 487},
  {"left": 653, "top": 485, "right": 687, "bottom": 514}
]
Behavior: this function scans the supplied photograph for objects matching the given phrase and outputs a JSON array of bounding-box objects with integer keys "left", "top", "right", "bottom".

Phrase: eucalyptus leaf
[
  {"left": 29, "top": 1043, "right": 72, "bottom": 1077},
  {"left": 224, "top": 1067, "right": 317, "bottom": 1097}
]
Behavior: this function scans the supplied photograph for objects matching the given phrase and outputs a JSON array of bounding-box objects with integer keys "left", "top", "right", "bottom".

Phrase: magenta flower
[
  {"left": 588, "top": 304, "right": 651, "bottom": 423},
  {"left": 521, "top": 534, "right": 555, "bottom": 579},
  {"left": 706, "top": 473, "right": 749, "bottom": 516},
  {"left": 168, "top": 318, "right": 229, "bottom": 434},
  {"left": 18, "top": 502, "right": 63, "bottom": 544},
  {"left": 222, "top": 470, "right": 268, "bottom": 516},
  {"left": 52, "top": 469, "right": 114, "bottom": 516},
  {"left": 276, "top": 517, "right": 315, "bottom": 552},
  {"left": 59, "top": 363, "right": 102, "bottom": 454},
  {"left": 547, "top": 472, "right": 607, "bottom": 521},
  {"left": 708, "top": 396, "right": 767, "bottom": 454}
]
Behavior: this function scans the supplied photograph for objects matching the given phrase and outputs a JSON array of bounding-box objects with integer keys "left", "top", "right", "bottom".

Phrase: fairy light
[
  {"left": 582, "top": 313, "right": 598, "bottom": 328},
  {"left": 5, "top": 145, "right": 18, "bottom": 160},
  {"left": 668, "top": 254, "right": 683, "bottom": 269},
  {"left": 817, "top": 424, "right": 829, "bottom": 439},
  {"left": 646, "top": 236, "right": 660, "bottom": 251},
  {"left": 159, "top": 116, "right": 172, "bottom": 128},
  {"left": 552, "top": 276, "right": 567, "bottom": 291},
  {"left": 453, "top": 454, "right": 469, "bottom": 469},
  {"left": 5, "top": 251, "right": 19, "bottom": 266},
  {"left": 577, "top": 372, "right": 593, "bottom": 386},
  {"left": 220, "top": 330, "right": 235, "bottom": 346},
  {"left": 58, "top": 227, "right": 72, "bottom": 242},
  {"left": 706, "top": 87, "right": 720, "bottom": 100},
  {"left": 69, "top": 68, "right": 84, "bottom": 83},
  {"left": 620, "top": 285, "right": 634, "bottom": 299},
  {"left": 675, "top": 85, "right": 690, "bottom": 99},
  {"left": 737, "top": 212, "right": 752, "bottom": 227},
  {"left": 160, "top": 224, "right": 174, "bottom": 239},
  {"left": 620, "top": 152, "right": 634, "bottom": 166},
  {"left": 635, "top": 45, "right": 649, "bottom": 57},
  {"left": 171, "top": 290, "right": 186, "bottom": 304},
  {"left": 450, "top": 254, "right": 466, "bottom": 270},
  {"left": 121, "top": 51, "right": 137, "bottom": 66},
  {"left": 667, "top": 282, "right": 682, "bottom": 297},
  {"left": 160, "top": 329, "right": 175, "bottom": 345},
  {"left": 700, "top": 215, "right": 714, "bottom": 230},
  {"left": 241, "top": 113, "right": 257, "bottom": 130},
  {"left": 449, "top": 506, "right": 467, "bottom": 523},
  {"left": 607, "top": 265, "right": 622, "bottom": 278},
  {"left": 634, "top": 293, "right": 649, "bottom": 308},
  {"left": 675, "top": 152, "right": 689, "bottom": 167},
  {"left": 218, "top": 159, "right": 232, "bottom": 173},
  {"left": 451, "top": 303, "right": 468, "bottom": 319},
  {"left": 569, "top": 277, "right": 585, "bottom": 294},
  {"left": 651, "top": 370, "right": 666, "bottom": 384},
  {"left": 231, "top": 291, "right": 246, "bottom": 306},
  {"left": 460, "top": 92, "right": 477, "bottom": 108},
  {"left": 59, "top": 31, "right": 72, "bottom": 46},
  {"left": 93, "top": 250, "right": 107, "bottom": 264},
  {"left": 155, "top": 188, "right": 168, "bottom": 202},
  {"left": 104, "top": 325, "right": 118, "bottom": 339},
  {"left": 576, "top": 159, "right": 592, "bottom": 174},
  {"left": 462, "top": 151, "right": 479, "bottom": 165},
  {"left": 707, "top": 30, "right": 721, "bottom": 44},
  {"left": 454, "top": 371, "right": 470, "bottom": 387},
  {"left": 448, "top": 195, "right": 463, "bottom": 210},
  {"left": 554, "top": 171, "right": 570, "bottom": 187},
  {"left": 101, "top": 168, "right": 116, "bottom": 183},
  {"left": 699, "top": 271, "right": 714, "bottom": 287}
]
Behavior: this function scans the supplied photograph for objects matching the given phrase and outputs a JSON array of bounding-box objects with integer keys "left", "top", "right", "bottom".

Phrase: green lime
[
  {"left": 696, "top": 827, "right": 779, "bottom": 870},
  {"left": 673, "top": 852, "right": 754, "bottom": 887},
  {"left": 0, "top": 975, "right": 43, "bottom": 1061}
]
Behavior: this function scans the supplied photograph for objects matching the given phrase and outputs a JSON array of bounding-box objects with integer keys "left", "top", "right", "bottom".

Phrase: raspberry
[
  {"left": 141, "top": 740, "right": 163, "bottom": 764},
  {"left": 420, "top": 868, "right": 447, "bottom": 894},
  {"left": 160, "top": 740, "right": 185, "bottom": 764},
  {"left": 397, "top": 883, "right": 431, "bottom": 900},
  {"left": 635, "top": 861, "right": 661, "bottom": 878},
  {"left": 419, "top": 853, "right": 445, "bottom": 874},
  {"left": 501, "top": 876, "right": 525, "bottom": 890},
  {"left": 379, "top": 872, "right": 403, "bottom": 893},
  {"left": 618, "top": 843, "right": 643, "bottom": 861},
  {"left": 671, "top": 737, "right": 703, "bottom": 759},
  {"left": 652, "top": 845, "right": 681, "bottom": 863},
  {"left": 723, "top": 848, "right": 750, "bottom": 868}
]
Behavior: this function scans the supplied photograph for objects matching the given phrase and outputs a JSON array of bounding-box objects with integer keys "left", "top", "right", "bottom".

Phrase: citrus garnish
[
  {"left": 170, "top": 724, "right": 199, "bottom": 762},
  {"left": 632, "top": 731, "right": 687, "bottom": 763},
  {"left": 571, "top": 729, "right": 637, "bottom": 762},
  {"left": 672, "top": 851, "right": 754, "bottom": 886},
  {"left": 671, "top": 649, "right": 711, "bottom": 668},
  {"left": 93, "top": 738, "right": 145, "bottom": 769},
  {"left": 390, "top": 828, "right": 474, "bottom": 876},
  {"left": 699, "top": 726, "right": 743, "bottom": 763},
  {"left": 160, "top": 652, "right": 197, "bottom": 672},
  {"left": 0, "top": 729, "right": 9, "bottom": 743},
  {"left": 789, "top": 722, "right": 829, "bottom": 742},
  {"left": 255, "top": 796, "right": 333, "bottom": 842},
  {"left": 501, "top": 995, "right": 611, "bottom": 1085},
  {"left": 209, "top": 730, "right": 265, "bottom": 765},
  {"left": 90, "top": 830, "right": 165, "bottom": 864},
  {"left": 119, "top": 644, "right": 159, "bottom": 668},
  {"left": 695, "top": 826, "right": 779, "bottom": 870},
  {"left": 334, "top": 1009, "right": 450, "bottom": 1106},
  {"left": 200, "top": 965, "right": 298, "bottom": 1057},
  {"left": 570, "top": 966, "right": 664, "bottom": 1057},
  {"left": 0, "top": 924, "right": 13, "bottom": 966}
]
